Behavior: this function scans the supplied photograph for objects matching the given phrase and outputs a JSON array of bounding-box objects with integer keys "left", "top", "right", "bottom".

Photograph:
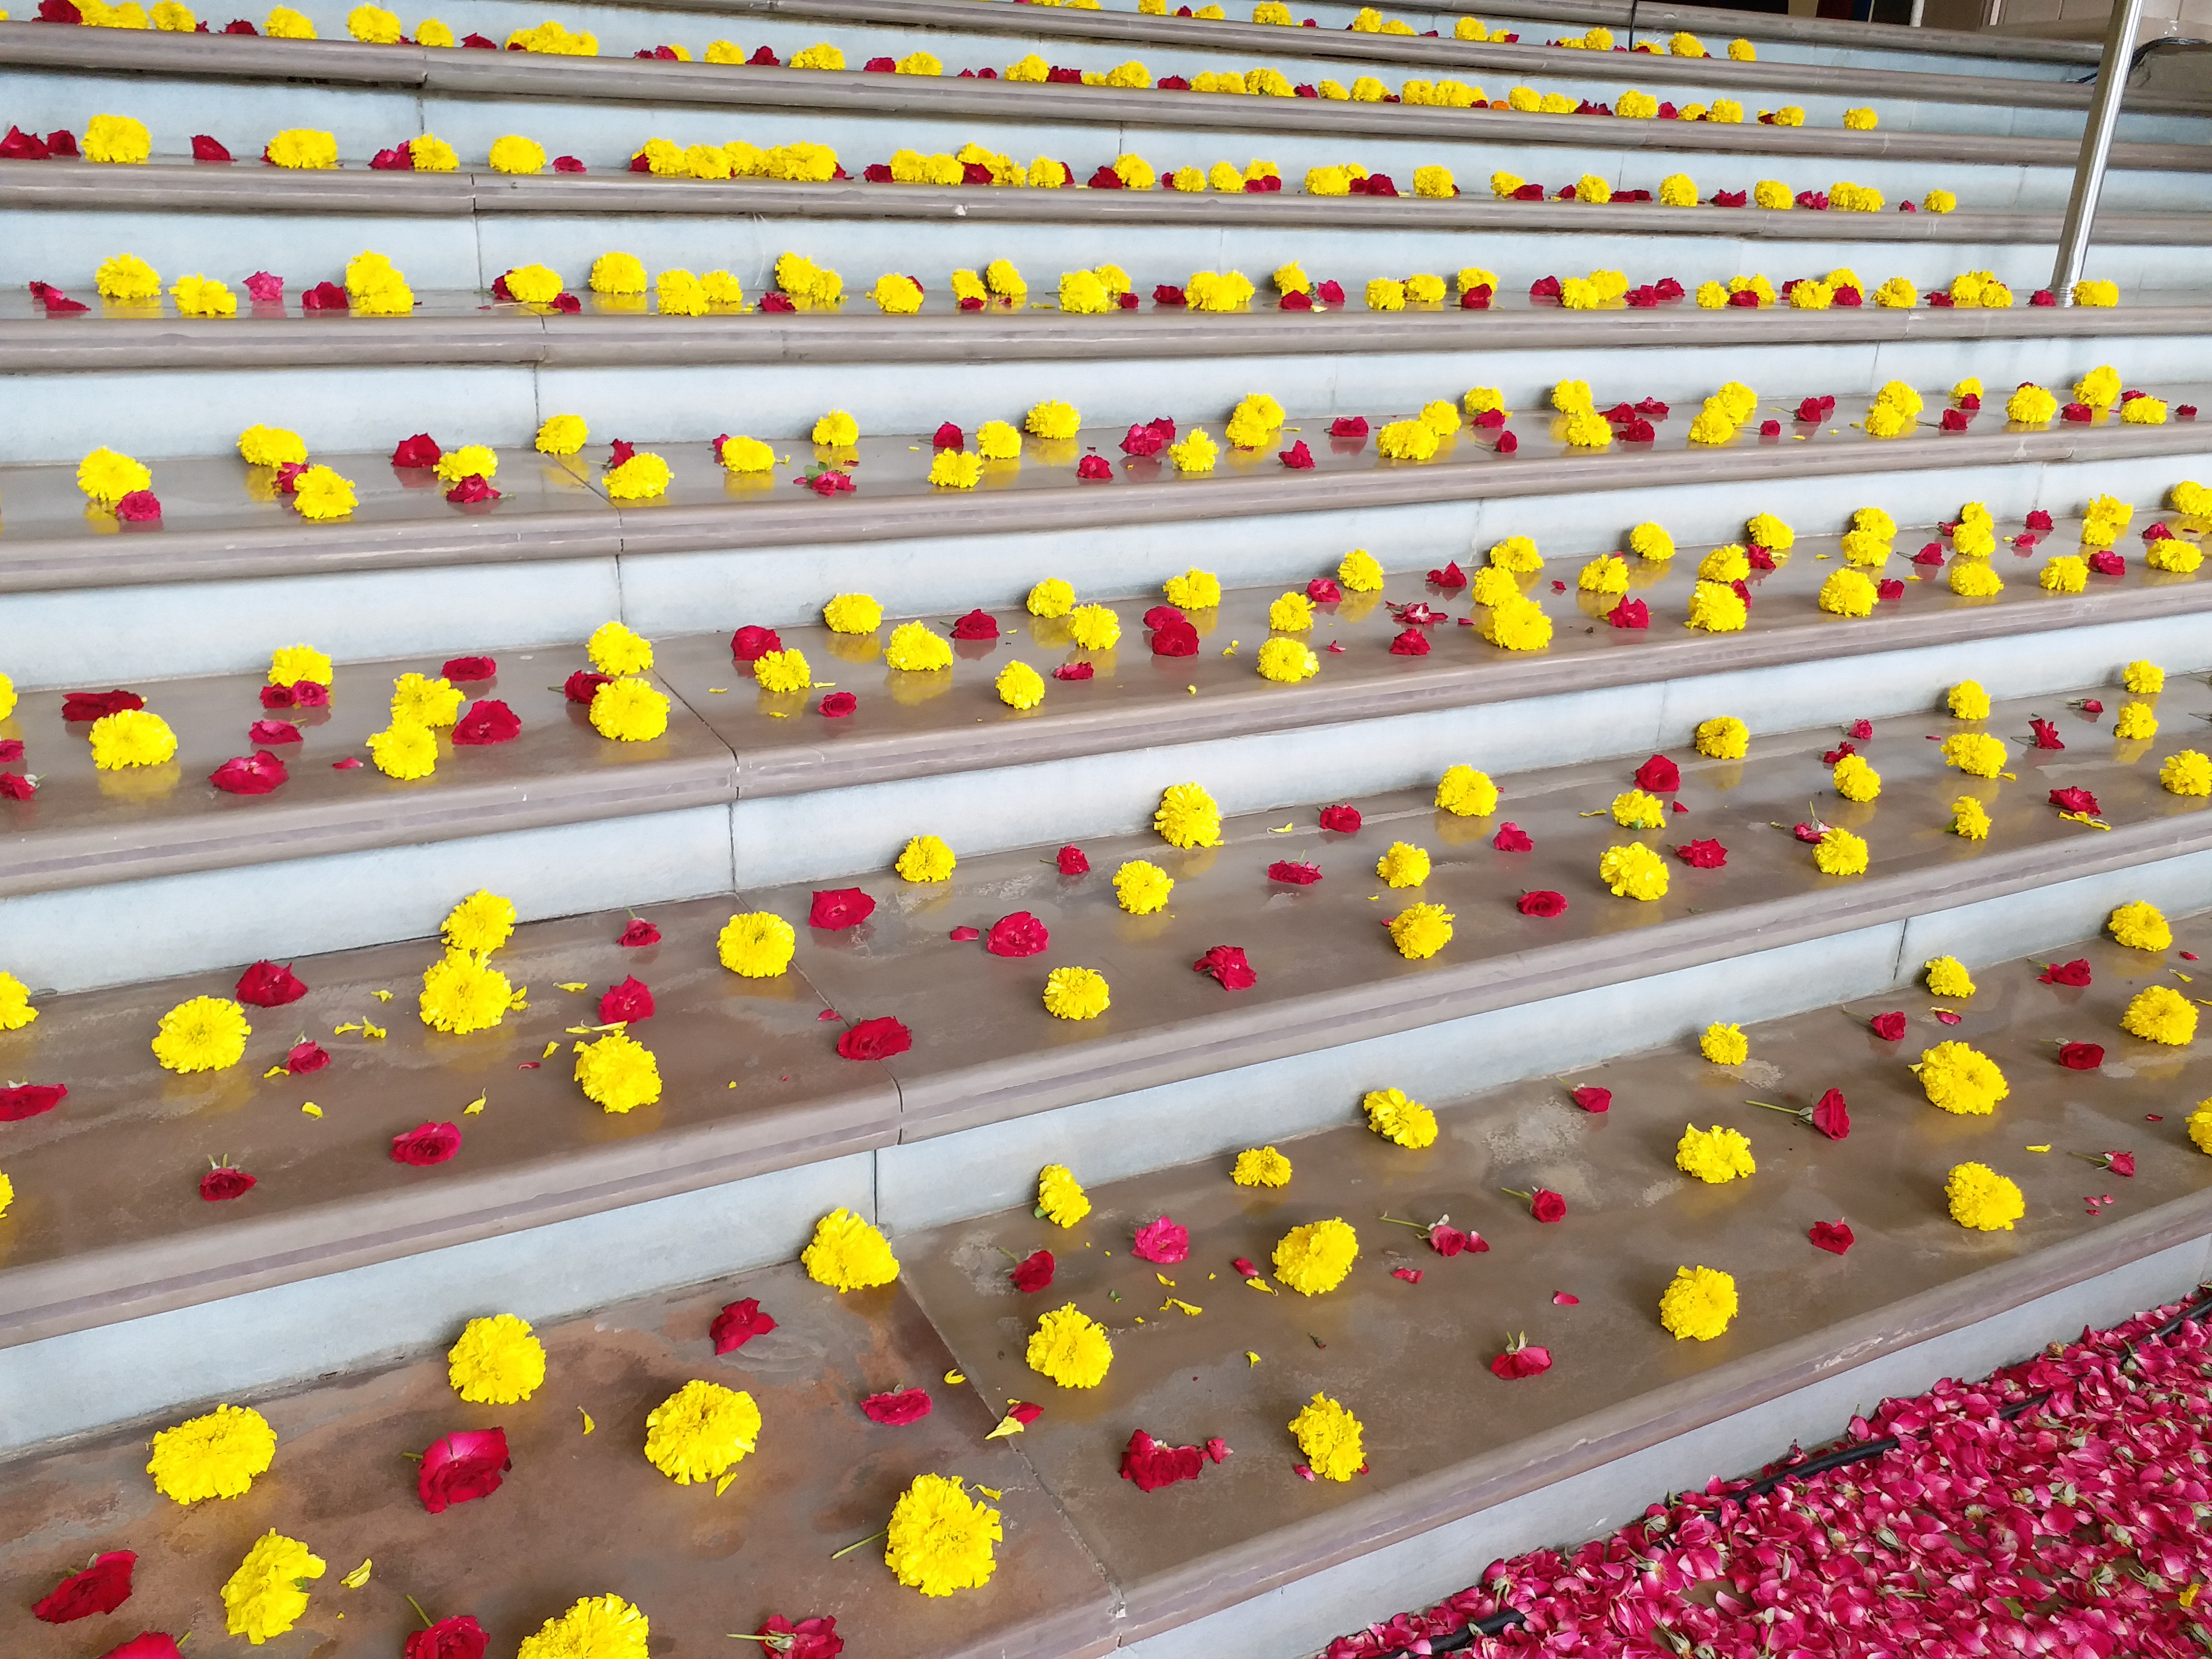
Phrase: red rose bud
[
  {"left": 1570, "top": 1086, "right": 1611, "bottom": 1114},
  {"left": 1485, "top": 823, "right": 1532, "bottom": 852},
  {"left": 1151, "top": 284, "right": 1187, "bottom": 304},
  {"left": 441, "top": 655, "right": 496, "bottom": 683},
  {"left": 1132, "top": 1215, "right": 1190, "bottom": 1263},
  {"left": 451, "top": 699, "right": 521, "bottom": 745},
  {"left": 1809, "top": 1087, "right": 1851, "bottom": 1139},
  {"left": 950, "top": 609, "right": 999, "bottom": 640},
  {"left": 1940, "top": 409, "right": 1971, "bottom": 432},
  {"left": 616, "top": 919, "right": 661, "bottom": 948},
  {"left": 234, "top": 959, "right": 307, "bottom": 1007},
  {"left": 1759, "top": 420, "right": 1781, "bottom": 436},
  {"left": 808, "top": 888, "right": 876, "bottom": 929},
  {"left": 1808, "top": 1220, "right": 1855, "bottom": 1255},
  {"left": 1268, "top": 860, "right": 1322, "bottom": 884},
  {"left": 862, "top": 1389, "right": 934, "bottom": 1425},
  {"left": 34, "top": 1550, "right": 135, "bottom": 1623},
  {"left": 564, "top": 670, "right": 613, "bottom": 704},
  {"left": 1496, "top": 430, "right": 1519, "bottom": 453},
  {"left": 404, "top": 1618, "right": 489, "bottom": 1659},
  {"left": 1529, "top": 1189, "right": 1567, "bottom": 1222},
  {"left": 1388, "top": 626, "right": 1431, "bottom": 656},
  {"left": 1121, "top": 1428, "right": 1206, "bottom": 1491},
  {"left": 2040, "top": 958, "right": 2092, "bottom": 986},
  {"left": 1193, "top": 944, "right": 1257, "bottom": 989},
  {"left": 710, "top": 1296, "right": 777, "bottom": 1353},
  {"left": 818, "top": 691, "right": 857, "bottom": 717},
  {"left": 1055, "top": 845, "right": 1090, "bottom": 875},
  {"left": 1010, "top": 1249, "right": 1055, "bottom": 1291},
  {"left": 2049, "top": 786, "right": 2100, "bottom": 815},
  {"left": 2058, "top": 1042, "right": 2104, "bottom": 1070},
  {"left": 1279, "top": 440, "right": 1315, "bottom": 469},
  {"left": 210, "top": 750, "right": 289, "bottom": 795},
  {"left": 2103, "top": 1150, "right": 2136, "bottom": 1176},
  {"left": 1076, "top": 454, "right": 1114, "bottom": 480},
  {"left": 598, "top": 975, "right": 655, "bottom": 1024},
  {"left": 985, "top": 911, "right": 1050, "bottom": 957},
  {"left": 2080, "top": 699, "right": 2103, "bottom": 715},
  {"left": 929, "top": 422, "right": 964, "bottom": 450},
  {"left": 199, "top": 1166, "right": 256, "bottom": 1201},
  {"left": 1490, "top": 1340, "right": 1552, "bottom": 1380},
  {"left": 730, "top": 625, "right": 783, "bottom": 661},
  {"left": 1232, "top": 1257, "right": 1259, "bottom": 1277},
  {"left": 1517, "top": 890, "right": 1568, "bottom": 918},
  {"left": 1430, "top": 1223, "right": 1482, "bottom": 1254},
  {"left": 418, "top": 1428, "right": 510, "bottom": 1513},
  {"left": 751, "top": 1616, "right": 841, "bottom": 1659},
  {"left": 391, "top": 433, "right": 442, "bottom": 467},
  {"left": 1315, "top": 280, "right": 1346, "bottom": 305},
  {"left": 835, "top": 1016, "right": 912, "bottom": 1060},
  {"left": 1318, "top": 803, "right": 1361, "bottom": 833},
  {"left": 0, "top": 1082, "right": 68, "bottom": 1120},
  {"left": 1869, "top": 1011, "right": 1907, "bottom": 1041},
  {"left": 391, "top": 1121, "right": 462, "bottom": 1166},
  {"left": 1876, "top": 578, "right": 1905, "bottom": 601}
]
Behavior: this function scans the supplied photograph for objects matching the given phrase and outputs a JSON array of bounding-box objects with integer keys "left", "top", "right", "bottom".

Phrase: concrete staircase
[{"left": 2, "top": 1, "right": 2210, "bottom": 1653}]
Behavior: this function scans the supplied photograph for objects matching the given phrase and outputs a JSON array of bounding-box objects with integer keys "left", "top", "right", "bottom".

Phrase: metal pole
[{"left": 2050, "top": 0, "right": 2147, "bottom": 301}]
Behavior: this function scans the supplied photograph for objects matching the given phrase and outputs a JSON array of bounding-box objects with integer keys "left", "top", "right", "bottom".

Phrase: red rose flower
[
  {"left": 34, "top": 1550, "right": 135, "bottom": 1623},
  {"left": 1527, "top": 1189, "right": 1567, "bottom": 1222},
  {"left": 564, "top": 670, "right": 613, "bottom": 704},
  {"left": 818, "top": 692, "right": 857, "bottom": 717},
  {"left": 1011, "top": 1249, "right": 1055, "bottom": 1292},
  {"left": 1429, "top": 1222, "right": 1485, "bottom": 1254},
  {"left": 1496, "top": 431, "right": 1519, "bottom": 454},
  {"left": 2023, "top": 508, "right": 2055, "bottom": 531},
  {"left": 1808, "top": 1220, "right": 1855, "bottom": 1255},
  {"left": 301, "top": 281, "right": 347, "bottom": 309},
  {"left": 1634, "top": 754, "right": 1680, "bottom": 792},
  {"left": 930, "top": 422, "right": 963, "bottom": 450},
  {"left": 1518, "top": 890, "right": 1568, "bottom": 918},
  {"left": 234, "top": 959, "right": 307, "bottom": 1006},
  {"left": 193, "top": 134, "right": 235, "bottom": 163},
  {"left": 1319, "top": 803, "right": 1361, "bottom": 833},
  {"left": 0, "top": 771, "right": 30, "bottom": 801},
  {"left": 1076, "top": 455, "right": 1113, "bottom": 480},
  {"left": 271, "top": 680, "right": 330, "bottom": 709},
  {"left": 391, "top": 1121, "right": 463, "bottom": 1166},
  {"left": 1193, "top": 944, "right": 1257, "bottom": 989},
  {"left": 986, "top": 912, "right": 1050, "bottom": 957},
  {"left": 836, "top": 1016, "right": 912, "bottom": 1060},
  {"left": 1279, "top": 440, "right": 1315, "bottom": 469},
  {"left": 1232, "top": 1257, "right": 1258, "bottom": 1277},
  {"left": 199, "top": 1166, "right": 256, "bottom": 1201},
  {"left": 2081, "top": 699, "right": 2104, "bottom": 715},
  {"left": 405, "top": 1616, "right": 490, "bottom": 1659},
  {"left": 597, "top": 975, "right": 655, "bottom": 1024},
  {"left": 2088, "top": 550, "right": 2125, "bottom": 576},
  {"left": 1490, "top": 1339, "right": 1552, "bottom": 1380},
  {"left": 731, "top": 625, "right": 783, "bottom": 661},
  {"left": 618, "top": 919, "right": 661, "bottom": 947},
  {"left": 1426, "top": 560, "right": 1467, "bottom": 589},
  {"left": 1268, "top": 860, "right": 1322, "bottom": 884},
  {"left": 753, "top": 1615, "right": 842, "bottom": 1659},
  {"left": 2040, "top": 959, "right": 2092, "bottom": 986},
  {"left": 2058, "top": 1042, "right": 2104, "bottom": 1070},
  {"left": 1911, "top": 544, "right": 1945, "bottom": 567},
  {"left": 1120, "top": 418, "right": 1174, "bottom": 456},
  {"left": 2049, "top": 786, "right": 2101, "bottom": 815},
  {"left": 1570, "top": 1085, "right": 1611, "bottom": 1113},
  {"left": 1056, "top": 845, "right": 1090, "bottom": 875},
  {"left": 1307, "top": 577, "right": 1344, "bottom": 603},
  {"left": 1388, "top": 626, "right": 1431, "bottom": 656},
  {"left": 418, "top": 1428, "right": 510, "bottom": 1513},
  {"left": 62, "top": 688, "right": 145, "bottom": 721},
  {"left": 950, "top": 609, "right": 999, "bottom": 640},
  {"left": 284, "top": 1039, "right": 328, "bottom": 1074},
  {"left": 1052, "top": 662, "right": 1095, "bottom": 681},
  {"left": 1810, "top": 1088, "right": 1851, "bottom": 1139},
  {"left": 1121, "top": 1428, "right": 1206, "bottom": 1491},
  {"left": 210, "top": 750, "right": 288, "bottom": 795},
  {"left": 2102, "top": 1150, "right": 2136, "bottom": 1176},
  {"left": 390, "top": 433, "right": 441, "bottom": 468},
  {"left": 808, "top": 888, "right": 876, "bottom": 929},
  {"left": 107, "top": 1635, "right": 189, "bottom": 1659},
  {"left": 1151, "top": 617, "right": 1200, "bottom": 656},
  {"left": 246, "top": 719, "right": 301, "bottom": 745},
  {"left": 1132, "top": 1215, "right": 1190, "bottom": 1263},
  {"left": 0, "top": 739, "right": 21, "bottom": 760},
  {"left": 116, "top": 490, "right": 162, "bottom": 522},
  {"left": 1676, "top": 838, "right": 1728, "bottom": 868},
  {"left": 1491, "top": 823, "right": 1533, "bottom": 852},
  {"left": 0, "top": 1082, "right": 67, "bottom": 1120},
  {"left": 446, "top": 474, "right": 500, "bottom": 505},
  {"left": 710, "top": 1297, "right": 777, "bottom": 1353},
  {"left": 1869, "top": 1012, "right": 1907, "bottom": 1041},
  {"left": 862, "top": 1389, "right": 934, "bottom": 1426},
  {"left": 452, "top": 699, "right": 521, "bottom": 745}
]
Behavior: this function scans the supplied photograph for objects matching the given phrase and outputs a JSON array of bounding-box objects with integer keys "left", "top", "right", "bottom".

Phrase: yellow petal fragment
[
  {"left": 945, "top": 1369, "right": 966, "bottom": 1384},
  {"left": 342, "top": 1560, "right": 373, "bottom": 1589},
  {"left": 985, "top": 1413, "right": 1027, "bottom": 1440},
  {"left": 716, "top": 1470, "right": 741, "bottom": 1495},
  {"left": 579, "top": 1408, "right": 595, "bottom": 1433},
  {"left": 2027, "top": 1143, "right": 2052, "bottom": 1153},
  {"left": 463, "top": 1094, "right": 487, "bottom": 1115},
  {"left": 301, "top": 1102, "right": 323, "bottom": 1118}
]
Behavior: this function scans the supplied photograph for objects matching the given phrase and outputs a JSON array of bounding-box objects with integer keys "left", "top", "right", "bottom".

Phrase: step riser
[
  {"left": 1123, "top": 1234, "right": 2212, "bottom": 1659},
  {"left": 14, "top": 332, "right": 2212, "bottom": 466},
  {"left": 5, "top": 868, "right": 2204, "bottom": 1455},
  {"left": 9, "top": 598, "right": 2207, "bottom": 994},
  {"left": 7, "top": 445, "right": 2197, "bottom": 685}
]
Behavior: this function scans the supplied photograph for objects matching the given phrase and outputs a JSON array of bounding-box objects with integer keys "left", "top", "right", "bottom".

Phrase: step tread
[
  {"left": 2, "top": 916, "right": 2201, "bottom": 1653},
  {"left": 7, "top": 394, "right": 2208, "bottom": 590},
  {"left": 3, "top": 672, "right": 2205, "bottom": 1343}
]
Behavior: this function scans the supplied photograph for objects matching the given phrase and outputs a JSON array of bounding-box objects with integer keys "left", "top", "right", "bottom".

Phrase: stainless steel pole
[{"left": 2050, "top": 0, "right": 2147, "bottom": 302}]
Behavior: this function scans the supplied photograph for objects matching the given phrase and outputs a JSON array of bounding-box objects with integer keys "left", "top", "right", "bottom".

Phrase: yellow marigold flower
[
  {"left": 152, "top": 995, "right": 250, "bottom": 1072},
  {"left": 1677, "top": 1123, "right": 1755, "bottom": 1184},
  {"left": 575, "top": 1030, "right": 660, "bottom": 1113},
  {"left": 884, "top": 622, "right": 953, "bottom": 673},
  {"left": 368, "top": 717, "right": 437, "bottom": 775},
  {"left": 1753, "top": 180, "right": 1791, "bottom": 211},
  {"left": 1915, "top": 1040, "right": 2008, "bottom": 1116},
  {"left": 1700, "top": 1022, "right": 1747, "bottom": 1065},
  {"left": 1037, "top": 1164, "right": 1091, "bottom": 1226},
  {"left": 2161, "top": 750, "right": 2212, "bottom": 796},
  {"left": 489, "top": 134, "right": 545, "bottom": 174},
  {"left": 391, "top": 671, "right": 463, "bottom": 728},
  {"left": 233, "top": 424, "right": 307, "bottom": 470},
  {"left": 1833, "top": 754, "right": 1881, "bottom": 801},
  {"left": 719, "top": 435, "right": 774, "bottom": 473},
  {"left": 1161, "top": 568, "right": 1221, "bottom": 610},
  {"left": 1946, "top": 1162, "right": 2024, "bottom": 1231},
  {"left": 1163, "top": 426, "right": 1219, "bottom": 473},
  {"left": 1948, "top": 559, "right": 2001, "bottom": 599},
  {"left": 1814, "top": 827, "right": 1868, "bottom": 877},
  {"left": 448, "top": 1313, "right": 546, "bottom": 1403},
  {"left": 1946, "top": 679, "right": 1992, "bottom": 721},
  {"left": 1611, "top": 789, "right": 1665, "bottom": 829},
  {"left": 1025, "top": 399, "right": 1081, "bottom": 441},
  {"left": 803, "top": 1207, "right": 899, "bottom": 1291},
  {"left": 2008, "top": 385, "right": 2058, "bottom": 424},
  {"left": 223, "top": 1531, "right": 324, "bottom": 1644},
  {"left": 1413, "top": 163, "right": 1456, "bottom": 197},
  {"left": 2040, "top": 556, "right": 2087, "bottom": 594},
  {"left": 0, "top": 972, "right": 38, "bottom": 1033},
  {"left": 441, "top": 888, "right": 514, "bottom": 953},
  {"left": 2120, "top": 659, "right": 2164, "bottom": 694},
  {"left": 2123, "top": 396, "right": 2168, "bottom": 425},
  {"left": 1435, "top": 765, "right": 1499, "bottom": 817},
  {"left": 1698, "top": 545, "right": 1750, "bottom": 584},
  {"left": 408, "top": 132, "right": 457, "bottom": 172},
  {"left": 1575, "top": 555, "right": 1628, "bottom": 595},
  {"left": 1686, "top": 581, "right": 1747, "bottom": 633},
  {"left": 790, "top": 40, "right": 843, "bottom": 68},
  {"left": 1601, "top": 842, "right": 1669, "bottom": 900},
  {"left": 96, "top": 252, "right": 161, "bottom": 301},
  {"left": 535, "top": 413, "right": 587, "bottom": 456},
  {"left": 1339, "top": 549, "right": 1385, "bottom": 591},
  {"left": 1730, "top": 36, "right": 1756, "bottom": 58},
  {"left": 886, "top": 1475, "right": 1000, "bottom": 1598},
  {"left": 168, "top": 273, "right": 237, "bottom": 317},
  {"left": 149, "top": 1404, "right": 277, "bottom": 1504},
  {"left": 346, "top": 0, "right": 398, "bottom": 37},
  {"left": 2123, "top": 985, "right": 2197, "bottom": 1046},
  {"left": 78, "top": 445, "right": 151, "bottom": 504},
  {"left": 1068, "top": 604, "right": 1121, "bottom": 652},
  {"left": 1154, "top": 781, "right": 1221, "bottom": 848},
  {"left": 1376, "top": 419, "right": 1439, "bottom": 461},
  {"left": 1257, "top": 637, "right": 1319, "bottom": 683},
  {"left": 1028, "top": 1303, "right": 1113, "bottom": 1388},
  {"left": 1363, "top": 1086, "right": 1437, "bottom": 1148},
  {"left": 1659, "top": 1265, "right": 1736, "bottom": 1340},
  {"left": 2108, "top": 901, "right": 2172, "bottom": 952},
  {"left": 1274, "top": 1217, "right": 1358, "bottom": 1295},
  {"left": 643, "top": 1380, "right": 759, "bottom": 1485},
  {"left": 1840, "top": 531, "right": 1891, "bottom": 568},
  {"left": 1941, "top": 733, "right": 2008, "bottom": 778},
  {"left": 1288, "top": 1392, "right": 1365, "bottom": 1479},
  {"left": 1925, "top": 955, "right": 1976, "bottom": 998},
  {"left": 418, "top": 950, "right": 518, "bottom": 1034},
  {"left": 1952, "top": 796, "right": 1992, "bottom": 839},
  {"left": 89, "top": 706, "right": 177, "bottom": 769},
  {"left": 2189, "top": 1098, "right": 2212, "bottom": 1155},
  {"left": 1044, "top": 965, "right": 1111, "bottom": 1020},
  {"left": 1388, "top": 902, "right": 1453, "bottom": 960},
  {"left": 265, "top": 127, "right": 338, "bottom": 169},
  {"left": 921, "top": 447, "right": 981, "bottom": 491},
  {"left": 891, "top": 835, "right": 956, "bottom": 886},
  {"left": 577, "top": 621, "right": 650, "bottom": 677},
  {"left": 1574, "top": 173, "right": 1611, "bottom": 204},
  {"left": 866, "top": 273, "right": 922, "bottom": 315},
  {"left": 1267, "top": 590, "right": 1315, "bottom": 632},
  {"left": 1375, "top": 841, "right": 1431, "bottom": 888},
  {"left": 1693, "top": 716, "right": 1747, "bottom": 760},
  {"left": 518, "top": 1596, "right": 649, "bottom": 1659},
  {"left": 992, "top": 660, "right": 1046, "bottom": 711},
  {"left": 1114, "top": 859, "right": 1176, "bottom": 916},
  {"left": 815, "top": 594, "right": 879, "bottom": 637},
  {"left": 1483, "top": 595, "right": 1553, "bottom": 652},
  {"left": 718, "top": 913, "right": 794, "bottom": 978},
  {"left": 293, "top": 464, "right": 358, "bottom": 520},
  {"left": 973, "top": 420, "right": 1022, "bottom": 462},
  {"left": 1233, "top": 1146, "right": 1293, "bottom": 1187}
]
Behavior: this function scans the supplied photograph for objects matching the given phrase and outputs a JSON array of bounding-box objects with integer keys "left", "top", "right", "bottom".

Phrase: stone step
[
  {"left": 1, "top": 909, "right": 2202, "bottom": 1659},
  {"left": 3, "top": 667, "right": 2207, "bottom": 1366}
]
